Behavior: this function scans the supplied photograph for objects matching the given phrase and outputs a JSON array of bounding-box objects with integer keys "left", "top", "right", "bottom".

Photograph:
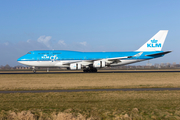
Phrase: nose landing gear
[{"left": 32, "top": 66, "right": 36, "bottom": 73}]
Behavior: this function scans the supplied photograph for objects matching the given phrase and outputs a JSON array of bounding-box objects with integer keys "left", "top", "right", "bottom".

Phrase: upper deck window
[
  {"left": 27, "top": 52, "right": 31, "bottom": 54},
  {"left": 38, "top": 53, "right": 49, "bottom": 54},
  {"left": 53, "top": 53, "right": 61, "bottom": 54}
]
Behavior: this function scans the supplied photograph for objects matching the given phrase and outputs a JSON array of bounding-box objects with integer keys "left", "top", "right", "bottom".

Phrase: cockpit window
[{"left": 27, "top": 52, "right": 31, "bottom": 54}]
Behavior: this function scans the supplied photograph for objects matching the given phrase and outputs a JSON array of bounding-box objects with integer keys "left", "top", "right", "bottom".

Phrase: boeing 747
[{"left": 17, "top": 30, "right": 171, "bottom": 73}]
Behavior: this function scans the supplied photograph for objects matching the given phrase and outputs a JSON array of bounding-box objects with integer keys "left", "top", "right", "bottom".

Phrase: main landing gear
[
  {"left": 83, "top": 68, "right": 97, "bottom": 73},
  {"left": 32, "top": 66, "right": 36, "bottom": 73}
]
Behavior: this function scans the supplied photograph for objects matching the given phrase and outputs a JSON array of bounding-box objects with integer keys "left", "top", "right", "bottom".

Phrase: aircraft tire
[
  {"left": 33, "top": 69, "right": 36, "bottom": 73},
  {"left": 83, "top": 69, "right": 88, "bottom": 72},
  {"left": 91, "top": 68, "right": 97, "bottom": 73},
  {"left": 83, "top": 68, "right": 97, "bottom": 73}
]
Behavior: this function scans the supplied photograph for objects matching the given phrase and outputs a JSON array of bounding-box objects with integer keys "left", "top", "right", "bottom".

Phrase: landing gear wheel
[
  {"left": 93, "top": 68, "right": 97, "bottom": 72},
  {"left": 91, "top": 68, "right": 97, "bottom": 72},
  {"left": 83, "top": 68, "right": 97, "bottom": 73},
  {"left": 83, "top": 69, "right": 89, "bottom": 72},
  {"left": 32, "top": 66, "right": 36, "bottom": 73},
  {"left": 33, "top": 69, "right": 36, "bottom": 73}
]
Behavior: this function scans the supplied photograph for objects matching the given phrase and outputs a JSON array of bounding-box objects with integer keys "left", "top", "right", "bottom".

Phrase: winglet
[{"left": 137, "top": 30, "right": 168, "bottom": 51}]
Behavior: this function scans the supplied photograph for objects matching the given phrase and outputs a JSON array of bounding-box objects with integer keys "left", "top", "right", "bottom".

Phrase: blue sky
[{"left": 0, "top": 0, "right": 180, "bottom": 66}]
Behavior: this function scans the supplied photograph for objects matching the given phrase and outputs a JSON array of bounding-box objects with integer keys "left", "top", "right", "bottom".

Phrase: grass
[
  {"left": 1, "top": 71, "right": 180, "bottom": 119},
  {"left": 0, "top": 72, "right": 180, "bottom": 91},
  {"left": 1, "top": 91, "right": 180, "bottom": 119}
]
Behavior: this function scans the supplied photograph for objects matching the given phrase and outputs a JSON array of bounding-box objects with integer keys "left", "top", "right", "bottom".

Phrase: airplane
[{"left": 17, "top": 30, "right": 171, "bottom": 73}]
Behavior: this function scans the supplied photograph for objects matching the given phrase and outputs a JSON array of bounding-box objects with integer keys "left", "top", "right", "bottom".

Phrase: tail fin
[{"left": 136, "top": 30, "right": 168, "bottom": 51}]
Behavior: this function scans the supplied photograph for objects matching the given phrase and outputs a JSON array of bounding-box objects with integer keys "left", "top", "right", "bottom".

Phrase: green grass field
[
  {"left": 1, "top": 71, "right": 180, "bottom": 119},
  {"left": 1, "top": 91, "right": 180, "bottom": 119}
]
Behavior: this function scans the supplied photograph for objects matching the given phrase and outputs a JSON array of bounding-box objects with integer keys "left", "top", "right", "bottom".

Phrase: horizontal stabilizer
[{"left": 145, "top": 51, "right": 172, "bottom": 56}]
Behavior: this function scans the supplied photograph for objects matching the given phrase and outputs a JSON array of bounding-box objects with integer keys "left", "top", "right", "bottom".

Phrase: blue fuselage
[{"left": 17, "top": 50, "right": 163, "bottom": 62}]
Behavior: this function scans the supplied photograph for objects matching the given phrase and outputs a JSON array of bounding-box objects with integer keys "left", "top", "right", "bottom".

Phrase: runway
[
  {"left": 1, "top": 88, "right": 180, "bottom": 94},
  {"left": 0, "top": 70, "right": 180, "bottom": 74}
]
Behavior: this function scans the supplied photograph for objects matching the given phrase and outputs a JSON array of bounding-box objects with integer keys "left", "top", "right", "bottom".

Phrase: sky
[{"left": 0, "top": 0, "right": 180, "bottom": 66}]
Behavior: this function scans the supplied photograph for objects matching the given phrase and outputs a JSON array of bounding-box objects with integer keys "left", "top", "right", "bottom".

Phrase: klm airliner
[{"left": 17, "top": 30, "right": 171, "bottom": 73}]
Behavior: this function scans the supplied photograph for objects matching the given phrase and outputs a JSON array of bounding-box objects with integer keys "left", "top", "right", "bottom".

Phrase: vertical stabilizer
[{"left": 137, "top": 30, "right": 168, "bottom": 51}]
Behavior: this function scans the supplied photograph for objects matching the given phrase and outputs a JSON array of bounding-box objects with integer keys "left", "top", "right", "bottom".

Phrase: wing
[
  {"left": 62, "top": 60, "right": 83, "bottom": 65},
  {"left": 62, "top": 52, "right": 143, "bottom": 66},
  {"left": 62, "top": 56, "right": 132, "bottom": 66},
  {"left": 106, "top": 52, "right": 143, "bottom": 63}
]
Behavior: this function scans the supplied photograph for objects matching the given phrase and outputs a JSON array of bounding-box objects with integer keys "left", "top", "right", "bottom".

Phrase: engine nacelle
[
  {"left": 93, "top": 61, "right": 106, "bottom": 68},
  {"left": 69, "top": 63, "right": 82, "bottom": 70}
]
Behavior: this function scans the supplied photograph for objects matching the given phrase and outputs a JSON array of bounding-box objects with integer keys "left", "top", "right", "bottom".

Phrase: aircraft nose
[
  {"left": 17, "top": 57, "right": 22, "bottom": 62},
  {"left": 17, "top": 56, "right": 26, "bottom": 62}
]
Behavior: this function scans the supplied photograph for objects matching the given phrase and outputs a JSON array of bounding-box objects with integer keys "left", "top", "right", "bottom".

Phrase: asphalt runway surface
[
  {"left": 1, "top": 88, "right": 180, "bottom": 94},
  {"left": 0, "top": 70, "right": 180, "bottom": 74}
]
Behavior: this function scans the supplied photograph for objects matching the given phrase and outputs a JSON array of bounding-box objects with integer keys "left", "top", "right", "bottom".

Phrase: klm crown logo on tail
[{"left": 147, "top": 39, "right": 161, "bottom": 48}]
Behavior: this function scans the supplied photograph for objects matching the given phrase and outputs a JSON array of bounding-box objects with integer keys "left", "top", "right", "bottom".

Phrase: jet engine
[
  {"left": 93, "top": 61, "right": 106, "bottom": 68},
  {"left": 70, "top": 63, "right": 82, "bottom": 70}
]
